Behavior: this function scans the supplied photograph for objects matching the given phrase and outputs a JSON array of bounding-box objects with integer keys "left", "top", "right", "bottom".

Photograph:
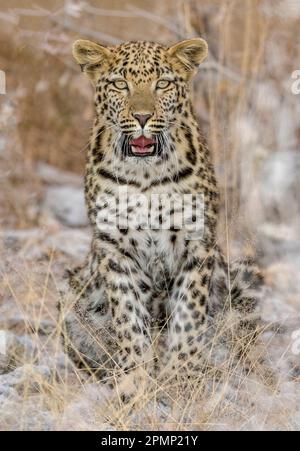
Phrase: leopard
[{"left": 59, "top": 38, "right": 263, "bottom": 399}]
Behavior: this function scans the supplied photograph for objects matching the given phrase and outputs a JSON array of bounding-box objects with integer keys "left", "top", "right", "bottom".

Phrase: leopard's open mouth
[{"left": 128, "top": 135, "right": 160, "bottom": 157}]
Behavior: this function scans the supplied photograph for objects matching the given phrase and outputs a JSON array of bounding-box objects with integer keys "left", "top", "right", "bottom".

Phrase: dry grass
[
  {"left": 0, "top": 256, "right": 277, "bottom": 431},
  {"left": 1, "top": 0, "right": 300, "bottom": 431}
]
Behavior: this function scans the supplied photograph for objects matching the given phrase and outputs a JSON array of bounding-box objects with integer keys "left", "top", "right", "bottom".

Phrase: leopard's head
[{"left": 73, "top": 39, "right": 207, "bottom": 159}]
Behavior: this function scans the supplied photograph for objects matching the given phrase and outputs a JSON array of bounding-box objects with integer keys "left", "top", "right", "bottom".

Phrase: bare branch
[
  {"left": 127, "top": 4, "right": 183, "bottom": 37},
  {"left": 82, "top": 4, "right": 139, "bottom": 18},
  {"left": 50, "top": 16, "right": 121, "bottom": 45},
  {"left": 82, "top": 3, "right": 183, "bottom": 38},
  {"left": 32, "top": 6, "right": 121, "bottom": 45},
  {"left": 9, "top": 7, "right": 59, "bottom": 17},
  {"left": 201, "top": 60, "right": 242, "bottom": 83},
  {"left": 0, "top": 11, "right": 19, "bottom": 24}
]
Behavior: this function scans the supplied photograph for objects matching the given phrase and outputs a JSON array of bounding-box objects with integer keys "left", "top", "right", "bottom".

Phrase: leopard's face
[
  {"left": 73, "top": 39, "right": 208, "bottom": 159},
  {"left": 96, "top": 43, "right": 183, "bottom": 158}
]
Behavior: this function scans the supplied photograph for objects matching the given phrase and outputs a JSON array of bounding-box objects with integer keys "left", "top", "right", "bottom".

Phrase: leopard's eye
[
  {"left": 156, "top": 80, "right": 171, "bottom": 90},
  {"left": 112, "top": 80, "right": 128, "bottom": 90}
]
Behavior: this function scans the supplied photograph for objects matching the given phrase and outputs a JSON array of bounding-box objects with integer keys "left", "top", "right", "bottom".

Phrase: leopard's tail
[
  {"left": 209, "top": 250, "right": 264, "bottom": 316},
  {"left": 200, "top": 249, "right": 265, "bottom": 371}
]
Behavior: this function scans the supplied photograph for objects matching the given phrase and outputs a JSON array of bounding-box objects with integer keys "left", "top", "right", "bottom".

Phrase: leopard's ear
[
  {"left": 167, "top": 38, "right": 208, "bottom": 78},
  {"left": 73, "top": 39, "right": 112, "bottom": 83}
]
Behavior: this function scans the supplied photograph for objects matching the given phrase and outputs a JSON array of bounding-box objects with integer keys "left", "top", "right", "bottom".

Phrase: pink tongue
[{"left": 130, "top": 136, "right": 156, "bottom": 149}]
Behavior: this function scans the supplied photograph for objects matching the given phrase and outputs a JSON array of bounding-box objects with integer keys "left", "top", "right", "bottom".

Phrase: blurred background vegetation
[{"left": 0, "top": 0, "right": 299, "bottom": 239}]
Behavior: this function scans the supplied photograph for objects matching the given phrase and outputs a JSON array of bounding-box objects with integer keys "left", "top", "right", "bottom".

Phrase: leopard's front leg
[
  {"left": 98, "top": 249, "right": 153, "bottom": 398},
  {"left": 166, "top": 244, "right": 216, "bottom": 373}
]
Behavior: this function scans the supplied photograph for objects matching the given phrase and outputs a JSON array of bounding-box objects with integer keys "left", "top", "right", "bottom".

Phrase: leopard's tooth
[{"left": 131, "top": 145, "right": 155, "bottom": 155}]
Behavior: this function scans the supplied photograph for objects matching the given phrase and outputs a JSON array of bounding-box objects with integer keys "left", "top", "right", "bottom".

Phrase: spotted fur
[{"left": 59, "top": 39, "right": 263, "bottom": 395}]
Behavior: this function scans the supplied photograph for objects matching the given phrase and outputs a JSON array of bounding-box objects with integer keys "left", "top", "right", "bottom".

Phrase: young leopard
[{"left": 59, "top": 39, "right": 263, "bottom": 396}]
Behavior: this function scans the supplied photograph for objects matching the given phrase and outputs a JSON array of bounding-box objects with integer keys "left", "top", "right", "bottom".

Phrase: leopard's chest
[
  {"left": 131, "top": 228, "right": 186, "bottom": 287},
  {"left": 90, "top": 167, "right": 203, "bottom": 283}
]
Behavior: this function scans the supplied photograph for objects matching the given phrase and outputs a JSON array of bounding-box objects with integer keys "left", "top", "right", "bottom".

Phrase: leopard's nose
[{"left": 133, "top": 113, "right": 152, "bottom": 128}]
